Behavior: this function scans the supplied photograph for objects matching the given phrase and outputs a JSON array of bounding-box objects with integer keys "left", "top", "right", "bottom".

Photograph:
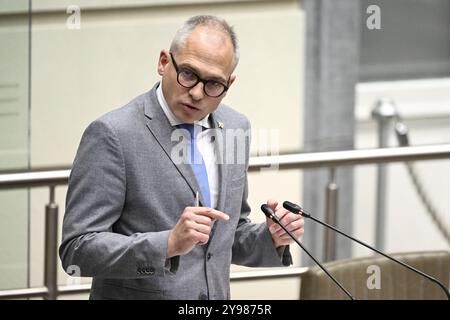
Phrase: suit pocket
[{"left": 101, "top": 281, "right": 164, "bottom": 300}]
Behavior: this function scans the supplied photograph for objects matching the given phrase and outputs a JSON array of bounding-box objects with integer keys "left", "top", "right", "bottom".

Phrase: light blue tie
[{"left": 177, "top": 123, "right": 211, "bottom": 208}]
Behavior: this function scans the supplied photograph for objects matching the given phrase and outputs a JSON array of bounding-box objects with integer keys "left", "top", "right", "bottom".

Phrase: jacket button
[
  {"left": 148, "top": 267, "right": 155, "bottom": 275},
  {"left": 199, "top": 293, "right": 208, "bottom": 300},
  {"left": 137, "top": 267, "right": 142, "bottom": 274},
  {"left": 206, "top": 253, "right": 212, "bottom": 260}
]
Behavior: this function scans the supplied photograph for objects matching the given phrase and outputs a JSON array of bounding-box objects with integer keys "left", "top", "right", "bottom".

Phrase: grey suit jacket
[{"left": 59, "top": 83, "right": 292, "bottom": 300}]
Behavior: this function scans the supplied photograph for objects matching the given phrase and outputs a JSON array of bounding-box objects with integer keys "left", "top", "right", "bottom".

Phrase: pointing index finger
[{"left": 194, "top": 207, "right": 230, "bottom": 221}]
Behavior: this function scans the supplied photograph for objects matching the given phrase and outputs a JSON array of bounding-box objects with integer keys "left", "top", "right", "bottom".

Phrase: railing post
[
  {"left": 44, "top": 186, "right": 58, "bottom": 300},
  {"left": 324, "top": 167, "right": 338, "bottom": 262},
  {"left": 372, "top": 98, "right": 398, "bottom": 251}
]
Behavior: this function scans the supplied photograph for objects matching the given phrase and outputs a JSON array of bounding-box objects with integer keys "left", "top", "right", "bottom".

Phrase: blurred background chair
[{"left": 300, "top": 250, "right": 450, "bottom": 300}]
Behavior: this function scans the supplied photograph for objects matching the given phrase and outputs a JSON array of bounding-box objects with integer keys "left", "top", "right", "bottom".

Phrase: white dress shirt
[{"left": 156, "top": 83, "right": 219, "bottom": 209}]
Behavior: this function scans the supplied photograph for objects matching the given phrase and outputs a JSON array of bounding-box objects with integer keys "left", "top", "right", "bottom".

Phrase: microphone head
[
  {"left": 260, "top": 204, "right": 279, "bottom": 222},
  {"left": 283, "top": 201, "right": 302, "bottom": 214},
  {"left": 260, "top": 204, "right": 274, "bottom": 218}
]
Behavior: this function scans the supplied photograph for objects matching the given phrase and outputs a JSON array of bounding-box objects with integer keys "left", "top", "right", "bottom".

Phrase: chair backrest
[{"left": 299, "top": 250, "right": 450, "bottom": 300}]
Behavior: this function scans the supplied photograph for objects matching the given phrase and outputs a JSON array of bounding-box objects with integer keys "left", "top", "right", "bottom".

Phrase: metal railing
[{"left": 0, "top": 143, "right": 449, "bottom": 299}]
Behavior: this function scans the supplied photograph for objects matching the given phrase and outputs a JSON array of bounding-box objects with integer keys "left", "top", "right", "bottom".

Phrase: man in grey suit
[{"left": 59, "top": 15, "right": 304, "bottom": 300}]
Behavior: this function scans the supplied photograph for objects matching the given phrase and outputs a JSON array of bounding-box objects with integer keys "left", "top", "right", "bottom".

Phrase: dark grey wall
[{"left": 360, "top": 0, "right": 450, "bottom": 81}]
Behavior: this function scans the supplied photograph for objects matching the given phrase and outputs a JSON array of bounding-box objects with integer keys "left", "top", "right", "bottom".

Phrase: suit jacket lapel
[
  {"left": 143, "top": 84, "right": 202, "bottom": 203},
  {"left": 204, "top": 111, "right": 230, "bottom": 249},
  {"left": 209, "top": 111, "right": 228, "bottom": 213}
]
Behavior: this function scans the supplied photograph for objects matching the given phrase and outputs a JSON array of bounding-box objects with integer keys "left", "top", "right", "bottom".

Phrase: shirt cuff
[{"left": 164, "top": 256, "right": 180, "bottom": 274}]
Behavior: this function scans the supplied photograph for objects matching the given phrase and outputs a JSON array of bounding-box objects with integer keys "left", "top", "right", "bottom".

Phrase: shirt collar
[{"left": 156, "top": 82, "right": 211, "bottom": 128}]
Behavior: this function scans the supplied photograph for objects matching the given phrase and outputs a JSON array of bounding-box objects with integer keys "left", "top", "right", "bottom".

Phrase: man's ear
[
  {"left": 157, "top": 50, "right": 170, "bottom": 76},
  {"left": 222, "top": 75, "right": 236, "bottom": 99},
  {"left": 228, "top": 74, "right": 236, "bottom": 86}
]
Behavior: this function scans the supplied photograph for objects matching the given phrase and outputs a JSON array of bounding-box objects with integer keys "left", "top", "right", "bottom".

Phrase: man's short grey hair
[{"left": 170, "top": 15, "right": 240, "bottom": 70}]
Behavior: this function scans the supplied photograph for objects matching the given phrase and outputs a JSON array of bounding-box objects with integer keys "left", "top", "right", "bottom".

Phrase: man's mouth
[{"left": 181, "top": 103, "right": 199, "bottom": 111}]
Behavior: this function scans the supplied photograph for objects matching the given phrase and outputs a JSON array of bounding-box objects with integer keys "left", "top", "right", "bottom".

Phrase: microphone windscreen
[
  {"left": 260, "top": 204, "right": 274, "bottom": 219},
  {"left": 283, "top": 201, "right": 302, "bottom": 214}
]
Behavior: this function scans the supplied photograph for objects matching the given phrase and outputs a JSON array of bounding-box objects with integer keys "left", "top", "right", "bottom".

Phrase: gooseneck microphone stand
[
  {"left": 261, "top": 204, "right": 355, "bottom": 300},
  {"left": 283, "top": 200, "right": 450, "bottom": 300}
]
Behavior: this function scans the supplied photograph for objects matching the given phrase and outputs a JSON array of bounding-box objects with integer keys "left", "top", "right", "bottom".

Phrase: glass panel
[{"left": 0, "top": 0, "right": 30, "bottom": 290}]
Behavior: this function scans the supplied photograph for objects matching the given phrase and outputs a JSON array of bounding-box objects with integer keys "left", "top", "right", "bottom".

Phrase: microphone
[
  {"left": 283, "top": 200, "right": 450, "bottom": 300},
  {"left": 260, "top": 204, "right": 355, "bottom": 300}
]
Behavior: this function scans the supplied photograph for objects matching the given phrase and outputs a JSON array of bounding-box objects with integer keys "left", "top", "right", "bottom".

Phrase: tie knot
[{"left": 176, "top": 123, "right": 204, "bottom": 139}]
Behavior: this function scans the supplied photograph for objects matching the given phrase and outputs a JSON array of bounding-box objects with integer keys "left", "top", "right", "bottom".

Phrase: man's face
[{"left": 158, "top": 26, "right": 236, "bottom": 123}]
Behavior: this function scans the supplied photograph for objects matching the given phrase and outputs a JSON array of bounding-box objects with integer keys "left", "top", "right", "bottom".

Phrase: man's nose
[{"left": 189, "top": 82, "right": 205, "bottom": 101}]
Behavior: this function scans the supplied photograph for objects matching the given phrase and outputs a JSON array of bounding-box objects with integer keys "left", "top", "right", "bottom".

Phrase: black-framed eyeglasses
[{"left": 170, "top": 52, "right": 229, "bottom": 98}]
